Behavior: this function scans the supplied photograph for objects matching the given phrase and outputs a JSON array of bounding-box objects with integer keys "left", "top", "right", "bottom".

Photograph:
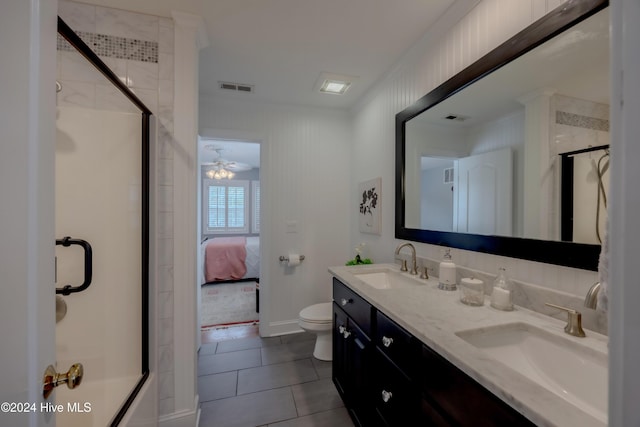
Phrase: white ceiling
[
  {"left": 81, "top": 0, "right": 456, "bottom": 110},
  {"left": 80, "top": 0, "right": 458, "bottom": 164},
  {"left": 197, "top": 0, "right": 455, "bottom": 109}
]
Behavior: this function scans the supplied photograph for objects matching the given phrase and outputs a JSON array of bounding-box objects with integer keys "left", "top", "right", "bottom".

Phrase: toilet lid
[{"left": 300, "top": 302, "right": 332, "bottom": 323}]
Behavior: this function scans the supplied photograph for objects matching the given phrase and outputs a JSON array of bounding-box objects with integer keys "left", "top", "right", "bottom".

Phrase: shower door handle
[{"left": 55, "top": 236, "right": 93, "bottom": 295}]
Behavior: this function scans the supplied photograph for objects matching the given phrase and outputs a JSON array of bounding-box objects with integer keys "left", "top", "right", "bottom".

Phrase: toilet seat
[{"left": 299, "top": 302, "right": 332, "bottom": 324}]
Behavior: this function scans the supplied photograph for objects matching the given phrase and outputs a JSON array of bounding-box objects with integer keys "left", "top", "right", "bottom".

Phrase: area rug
[{"left": 201, "top": 281, "right": 258, "bottom": 329}]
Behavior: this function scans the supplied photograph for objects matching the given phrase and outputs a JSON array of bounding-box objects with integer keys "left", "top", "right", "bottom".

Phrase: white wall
[
  {"left": 350, "top": 0, "right": 598, "bottom": 297},
  {"left": 199, "top": 95, "right": 352, "bottom": 336}
]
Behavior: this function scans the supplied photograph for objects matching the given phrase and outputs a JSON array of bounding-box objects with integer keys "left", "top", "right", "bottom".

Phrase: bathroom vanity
[{"left": 330, "top": 264, "right": 608, "bottom": 427}]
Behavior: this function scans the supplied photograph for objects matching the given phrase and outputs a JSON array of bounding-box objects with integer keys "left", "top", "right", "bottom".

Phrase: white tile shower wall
[
  {"left": 58, "top": 0, "right": 176, "bottom": 416},
  {"left": 351, "top": 0, "right": 598, "bottom": 300}
]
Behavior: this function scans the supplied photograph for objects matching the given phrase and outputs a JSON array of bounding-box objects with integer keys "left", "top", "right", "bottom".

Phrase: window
[{"left": 203, "top": 179, "right": 249, "bottom": 234}]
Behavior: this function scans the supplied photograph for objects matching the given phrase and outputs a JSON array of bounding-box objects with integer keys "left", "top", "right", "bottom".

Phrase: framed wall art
[{"left": 358, "top": 177, "right": 381, "bottom": 234}]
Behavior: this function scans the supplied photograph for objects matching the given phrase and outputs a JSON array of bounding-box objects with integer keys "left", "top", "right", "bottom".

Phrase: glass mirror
[{"left": 396, "top": 0, "right": 608, "bottom": 270}]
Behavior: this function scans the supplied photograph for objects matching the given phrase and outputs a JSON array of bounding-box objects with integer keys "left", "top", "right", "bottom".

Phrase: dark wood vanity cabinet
[
  {"left": 333, "top": 278, "right": 537, "bottom": 427},
  {"left": 420, "top": 344, "right": 537, "bottom": 427}
]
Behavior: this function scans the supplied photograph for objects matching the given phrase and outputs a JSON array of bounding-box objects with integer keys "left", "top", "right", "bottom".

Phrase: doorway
[{"left": 197, "top": 138, "right": 261, "bottom": 340}]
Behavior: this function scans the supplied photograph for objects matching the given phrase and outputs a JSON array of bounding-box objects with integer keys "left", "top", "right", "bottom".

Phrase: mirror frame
[{"left": 395, "top": 0, "right": 608, "bottom": 271}]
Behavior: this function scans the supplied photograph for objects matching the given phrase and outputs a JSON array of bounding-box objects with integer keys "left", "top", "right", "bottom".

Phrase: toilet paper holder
[{"left": 279, "top": 255, "right": 305, "bottom": 262}]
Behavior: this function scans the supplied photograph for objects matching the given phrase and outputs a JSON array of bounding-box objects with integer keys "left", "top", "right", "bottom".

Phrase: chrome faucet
[
  {"left": 584, "top": 282, "right": 601, "bottom": 309},
  {"left": 395, "top": 243, "right": 418, "bottom": 275}
]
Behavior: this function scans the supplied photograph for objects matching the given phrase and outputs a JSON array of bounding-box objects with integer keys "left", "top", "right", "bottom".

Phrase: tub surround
[{"left": 329, "top": 263, "right": 608, "bottom": 427}]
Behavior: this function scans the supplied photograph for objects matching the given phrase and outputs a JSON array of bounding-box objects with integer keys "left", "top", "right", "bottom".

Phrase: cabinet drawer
[
  {"left": 333, "top": 278, "right": 372, "bottom": 335},
  {"left": 421, "top": 344, "right": 536, "bottom": 427},
  {"left": 375, "top": 310, "right": 417, "bottom": 377}
]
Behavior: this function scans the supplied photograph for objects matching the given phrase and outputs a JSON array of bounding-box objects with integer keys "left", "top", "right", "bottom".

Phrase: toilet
[{"left": 298, "top": 302, "right": 333, "bottom": 361}]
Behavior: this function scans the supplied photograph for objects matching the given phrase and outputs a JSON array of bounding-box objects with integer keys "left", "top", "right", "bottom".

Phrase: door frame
[
  {"left": 198, "top": 128, "right": 268, "bottom": 339},
  {"left": 0, "top": 1, "right": 57, "bottom": 426}
]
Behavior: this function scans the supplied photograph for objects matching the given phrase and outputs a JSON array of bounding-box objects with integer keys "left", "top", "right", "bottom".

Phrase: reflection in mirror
[
  {"left": 560, "top": 145, "right": 610, "bottom": 245},
  {"left": 396, "top": 0, "right": 608, "bottom": 271},
  {"left": 405, "top": 8, "right": 609, "bottom": 241}
]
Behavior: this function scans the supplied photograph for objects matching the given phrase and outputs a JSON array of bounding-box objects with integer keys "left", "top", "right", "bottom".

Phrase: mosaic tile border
[
  {"left": 57, "top": 32, "right": 158, "bottom": 63},
  {"left": 556, "top": 111, "right": 609, "bottom": 132}
]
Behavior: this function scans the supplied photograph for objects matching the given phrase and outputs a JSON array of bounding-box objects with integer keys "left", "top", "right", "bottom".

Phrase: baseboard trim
[
  {"left": 158, "top": 394, "right": 200, "bottom": 427},
  {"left": 266, "top": 319, "right": 303, "bottom": 336}
]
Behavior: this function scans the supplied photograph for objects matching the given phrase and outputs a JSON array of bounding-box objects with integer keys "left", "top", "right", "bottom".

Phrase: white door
[
  {"left": 454, "top": 148, "right": 513, "bottom": 236},
  {"left": 0, "top": 2, "right": 57, "bottom": 426}
]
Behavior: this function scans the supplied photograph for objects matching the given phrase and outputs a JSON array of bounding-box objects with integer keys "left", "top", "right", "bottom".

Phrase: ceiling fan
[{"left": 202, "top": 145, "right": 252, "bottom": 179}]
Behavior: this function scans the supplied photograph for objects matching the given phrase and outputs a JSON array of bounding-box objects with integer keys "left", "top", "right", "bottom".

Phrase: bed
[{"left": 201, "top": 236, "right": 260, "bottom": 284}]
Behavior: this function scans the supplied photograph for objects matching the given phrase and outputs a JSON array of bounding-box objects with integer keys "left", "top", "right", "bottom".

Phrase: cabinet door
[
  {"left": 373, "top": 349, "right": 421, "bottom": 427},
  {"left": 333, "top": 303, "right": 349, "bottom": 399},
  {"left": 347, "top": 319, "right": 373, "bottom": 427},
  {"left": 420, "top": 393, "right": 454, "bottom": 427},
  {"left": 421, "top": 344, "right": 536, "bottom": 427},
  {"left": 333, "top": 303, "right": 373, "bottom": 427}
]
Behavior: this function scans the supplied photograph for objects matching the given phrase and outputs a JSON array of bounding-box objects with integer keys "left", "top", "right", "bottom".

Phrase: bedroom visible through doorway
[{"left": 197, "top": 139, "right": 261, "bottom": 332}]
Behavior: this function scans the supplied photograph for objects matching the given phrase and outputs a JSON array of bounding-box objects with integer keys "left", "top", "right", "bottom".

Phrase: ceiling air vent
[
  {"left": 219, "top": 81, "right": 254, "bottom": 93},
  {"left": 443, "top": 114, "right": 469, "bottom": 122},
  {"left": 444, "top": 167, "right": 454, "bottom": 184}
]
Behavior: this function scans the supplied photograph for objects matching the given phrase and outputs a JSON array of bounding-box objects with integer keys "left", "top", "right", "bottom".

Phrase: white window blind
[{"left": 204, "top": 179, "right": 249, "bottom": 233}]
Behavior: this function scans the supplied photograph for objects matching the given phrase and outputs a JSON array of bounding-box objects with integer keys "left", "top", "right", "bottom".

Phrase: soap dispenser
[
  {"left": 490, "top": 267, "right": 514, "bottom": 311},
  {"left": 438, "top": 249, "right": 457, "bottom": 291}
]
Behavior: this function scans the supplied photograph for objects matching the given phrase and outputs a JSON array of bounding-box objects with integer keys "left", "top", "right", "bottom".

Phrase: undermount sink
[
  {"left": 455, "top": 322, "right": 608, "bottom": 423},
  {"left": 352, "top": 268, "right": 420, "bottom": 290}
]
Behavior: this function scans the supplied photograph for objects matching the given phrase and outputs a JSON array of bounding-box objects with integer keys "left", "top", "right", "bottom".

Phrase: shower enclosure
[
  {"left": 55, "top": 18, "right": 150, "bottom": 426},
  {"left": 560, "top": 145, "right": 610, "bottom": 245}
]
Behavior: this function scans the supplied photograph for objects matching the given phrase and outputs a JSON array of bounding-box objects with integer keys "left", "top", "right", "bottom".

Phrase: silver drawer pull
[
  {"left": 342, "top": 329, "right": 351, "bottom": 339},
  {"left": 381, "top": 390, "right": 393, "bottom": 403},
  {"left": 341, "top": 298, "right": 353, "bottom": 306},
  {"left": 382, "top": 336, "right": 394, "bottom": 348}
]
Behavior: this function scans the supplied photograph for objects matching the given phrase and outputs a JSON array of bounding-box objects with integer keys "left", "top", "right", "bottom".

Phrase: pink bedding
[{"left": 204, "top": 237, "right": 247, "bottom": 281}]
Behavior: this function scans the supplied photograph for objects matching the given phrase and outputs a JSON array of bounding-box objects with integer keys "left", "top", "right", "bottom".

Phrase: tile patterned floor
[{"left": 198, "top": 331, "right": 354, "bottom": 427}]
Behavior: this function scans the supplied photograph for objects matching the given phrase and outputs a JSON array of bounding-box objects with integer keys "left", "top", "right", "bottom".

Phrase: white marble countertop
[{"left": 329, "top": 263, "right": 609, "bottom": 427}]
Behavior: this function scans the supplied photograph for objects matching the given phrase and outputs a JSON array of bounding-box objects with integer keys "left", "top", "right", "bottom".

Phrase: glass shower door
[{"left": 54, "top": 17, "right": 150, "bottom": 426}]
